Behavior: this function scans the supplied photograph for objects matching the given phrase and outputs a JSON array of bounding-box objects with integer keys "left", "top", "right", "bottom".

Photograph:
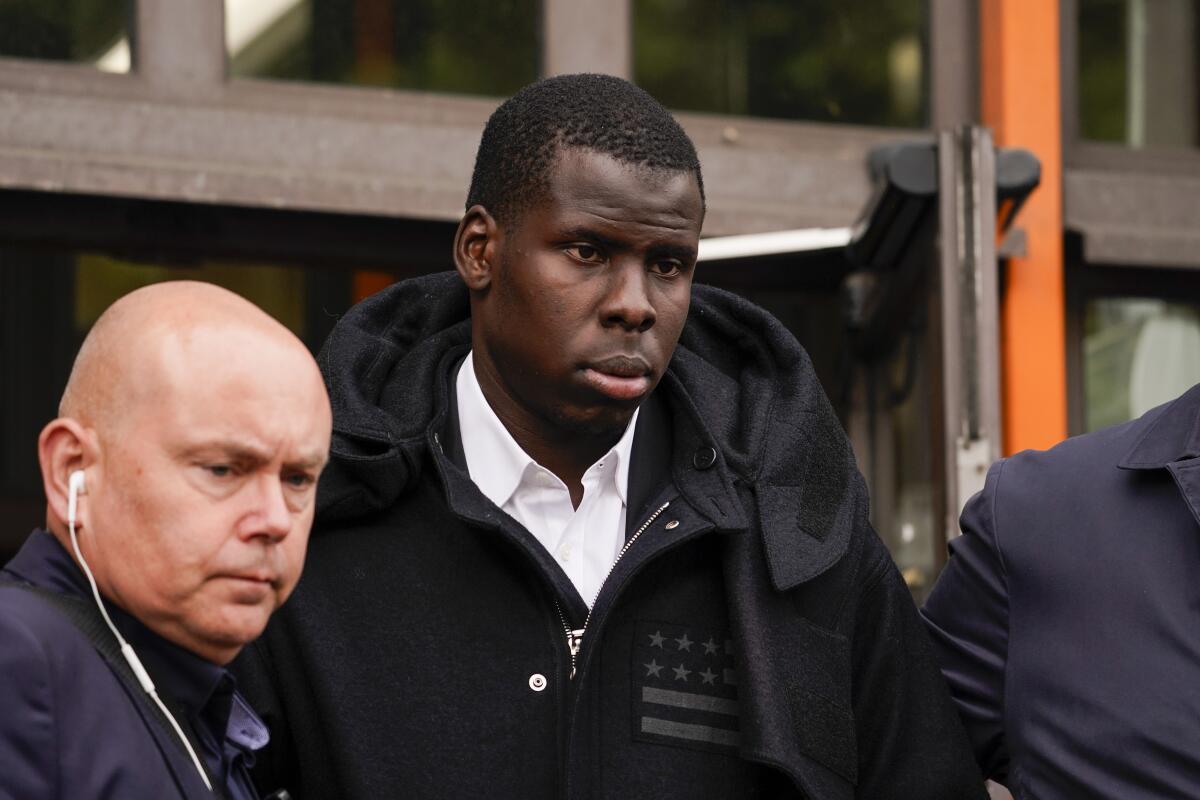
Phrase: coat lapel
[
  {"left": 1167, "top": 459, "right": 1200, "bottom": 530},
  {"left": 1118, "top": 382, "right": 1200, "bottom": 529}
]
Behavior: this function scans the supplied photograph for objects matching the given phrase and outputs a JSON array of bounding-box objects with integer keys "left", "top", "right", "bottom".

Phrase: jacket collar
[
  {"left": 1117, "top": 382, "right": 1200, "bottom": 470},
  {"left": 434, "top": 353, "right": 748, "bottom": 539},
  {"left": 318, "top": 272, "right": 858, "bottom": 592}
]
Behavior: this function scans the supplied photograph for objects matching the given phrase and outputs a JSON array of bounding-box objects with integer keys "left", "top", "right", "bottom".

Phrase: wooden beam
[{"left": 0, "top": 59, "right": 904, "bottom": 236}]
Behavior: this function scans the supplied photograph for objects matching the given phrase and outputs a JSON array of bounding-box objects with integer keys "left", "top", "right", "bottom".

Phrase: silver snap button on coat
[
  {"left": 665, "top": 520, "right": 680, "bottom": 530},
  {"left": 529, "top": 673, "right": 548, "bottom": 692}
]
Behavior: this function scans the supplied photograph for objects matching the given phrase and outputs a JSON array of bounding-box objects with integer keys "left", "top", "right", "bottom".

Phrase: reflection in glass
[
  {"left": 226, "top": 0, "right": 539, "bottom": 97},
  {"left": 634, "top": 0, "right": 927, "bottom": 127},
  {"left": 73, "top": 255, "right": 309, "bottom": 336},
  {"left": 885, "top": 328, "right": 938, "bottom": 604},
  {"left": 1079, "top": 0, "right": 1200, "bottom": 148},
  {"left": 0, "top": 0, "right": 129, "bottom": 72},
  {"left": 1084, "top": 298, "right": 1200, "bottom": 430}
]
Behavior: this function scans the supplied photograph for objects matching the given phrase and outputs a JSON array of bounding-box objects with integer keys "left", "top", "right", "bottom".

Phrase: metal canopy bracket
[
  {"left": 844, "top": 128, "right": 1039, "bottom": 542},
  {"left": 939, "top": 126, "right": 1002, "bottom": 540},
  {"left": 842, "top": 142, "right": 939, "bottom": 359}
]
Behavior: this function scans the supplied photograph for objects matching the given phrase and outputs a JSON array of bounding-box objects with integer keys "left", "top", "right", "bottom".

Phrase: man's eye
[
  {"left": 566, "top": 244, "right": 603, "bottom": 263},
  {"left": 650, "top": 261, "right": 683, "bottom": 277},
  {"left": 284, "top": 472, "right": 315, "bottom": 489},
  {"left": 206, "top": 465, "right": 233, "bottom": 478}
]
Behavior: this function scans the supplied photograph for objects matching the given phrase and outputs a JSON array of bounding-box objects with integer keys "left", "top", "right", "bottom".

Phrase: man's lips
[
  {"left": 583, "top": 355, "right": 653, "bottom": 401},
  {"left": 217, "top": 572, "right": 280, "bottom": 603},
  {"left": 219, "top": 571, "right": 278, "bottom": 587}
]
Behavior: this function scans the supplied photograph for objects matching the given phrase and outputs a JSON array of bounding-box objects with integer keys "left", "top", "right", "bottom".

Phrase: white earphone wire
[{"left": 68, "top": 477, "right": 214, "bottom": 792}]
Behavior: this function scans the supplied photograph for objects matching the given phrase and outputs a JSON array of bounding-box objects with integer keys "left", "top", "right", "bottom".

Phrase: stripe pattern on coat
[{"left": 632, "top": 619, "right": 741, "bottom": 753}]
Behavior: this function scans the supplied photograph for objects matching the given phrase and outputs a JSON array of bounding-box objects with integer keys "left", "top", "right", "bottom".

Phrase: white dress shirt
[{"left": 456, "top": 352, "right": 639, "bottom": 607}]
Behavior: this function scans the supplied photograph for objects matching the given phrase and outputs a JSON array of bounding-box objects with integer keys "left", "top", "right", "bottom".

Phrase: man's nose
[
  {"left": 601, "top": 261, "right": 656, "bottom": 332},
  {"left": 244, "top": 474, "right": 292, "bottom": 542}
]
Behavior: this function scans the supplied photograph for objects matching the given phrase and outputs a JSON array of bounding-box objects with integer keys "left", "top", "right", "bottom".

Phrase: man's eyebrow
[
  {"left": 287, "top": 452, "right": 329, "bottom": 471},
  {"left": 559, "top": 226, "right": 625, "bottom": 250},
  {"left": 183, "top": 441, "right": 272, "bottom": 463},
  {"left": 648, "top": 242, "right": 699, "bottom": 262},
  {"left": 559, "top": 227, "right": 698, "bottom": 261},
  {"left": 183, "top": 442, "right": 327, "bottom": 470}
]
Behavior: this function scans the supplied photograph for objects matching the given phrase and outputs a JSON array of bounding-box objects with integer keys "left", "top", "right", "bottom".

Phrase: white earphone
[
  {"left": 64, "top": 468, "right": 213, "bottom": 791},
  {"left": 68, "top": 469, "right": 86, "bottom": 529}
]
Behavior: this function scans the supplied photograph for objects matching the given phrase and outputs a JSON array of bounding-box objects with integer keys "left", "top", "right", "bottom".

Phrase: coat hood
[{"left": 316, "top": 271, "right": 863, "bottom": 589}]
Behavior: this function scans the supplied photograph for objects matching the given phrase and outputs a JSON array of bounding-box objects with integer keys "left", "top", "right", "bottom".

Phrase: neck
[
  {"left": 495, "top": 405, "right": 622, "bottom": 508},
  {"left": 470, "top": 354, "right": 627, "bottom": 507}
]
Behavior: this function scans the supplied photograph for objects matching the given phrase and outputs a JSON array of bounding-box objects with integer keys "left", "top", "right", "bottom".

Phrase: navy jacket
[
  {"left": 235, "top": 272, "right": 983, "bottom": 799},
  {"left": 0, "top": 530, "right": 267, "bottom": 800},
  {"left": 922, "top": 383, "right": 1200, "bottom": 798}
]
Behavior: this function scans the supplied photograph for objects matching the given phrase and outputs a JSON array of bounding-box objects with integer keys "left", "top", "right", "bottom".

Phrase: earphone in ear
[
  {"left": 60, "top": 463, "right": 212, "bottom": 790},
  {"left": 68, "top": 469, "right": 86, "bottom": 529}
]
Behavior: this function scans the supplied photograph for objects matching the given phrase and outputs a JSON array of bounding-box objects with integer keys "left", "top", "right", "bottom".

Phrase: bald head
[
  {"left": 60, "top": 281, "right": 314, "bottom": 434},
  {"left": 40, "top": 280, "right": 332, "bottom": 664}
]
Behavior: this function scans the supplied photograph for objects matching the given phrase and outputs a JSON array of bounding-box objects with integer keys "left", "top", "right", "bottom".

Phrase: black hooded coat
[{"left": 235, "top": 272, "right": 984, "bottom": 799}]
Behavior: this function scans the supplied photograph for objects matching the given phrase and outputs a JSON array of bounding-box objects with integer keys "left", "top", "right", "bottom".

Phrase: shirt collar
[
  {"left": 609, "top": 403, "right": 639, "bottom": 507},
  {"left": 456, "top": 351, "right": 640, "bottom": 508}
]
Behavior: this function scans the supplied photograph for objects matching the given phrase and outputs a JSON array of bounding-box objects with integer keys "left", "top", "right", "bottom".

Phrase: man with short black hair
[{"left": 238, "top": 73, "right": 983, "bottom": 799}]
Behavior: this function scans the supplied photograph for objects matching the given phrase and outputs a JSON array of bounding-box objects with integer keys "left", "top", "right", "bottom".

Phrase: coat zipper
[{"left": 553, "top": 500, "right": 671, "bottom": 679}]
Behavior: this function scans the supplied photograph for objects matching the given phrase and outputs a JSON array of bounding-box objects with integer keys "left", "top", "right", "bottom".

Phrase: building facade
[{"left": 1, "top": 1, "right": 1197, "bottom": 604}]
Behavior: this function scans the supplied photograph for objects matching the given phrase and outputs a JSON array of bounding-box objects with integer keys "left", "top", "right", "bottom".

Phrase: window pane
[
  {"left": 1079, "top": 0, "right": 1200, "bottom": 148},
  {"left": 633, "top": 0, "right": 928, "bottom": 127},
  {"left": 227, "top": 0, "right": 539, "bottom": 97},
  {"left": 0, "top": 244, "right": 355, "bottom": 559},
  {"left": 1084, "top": 298, "right": 1200, "bottom": 431},
  {"left": 0, "top": 0, "right": 130, "bottom": 72}
]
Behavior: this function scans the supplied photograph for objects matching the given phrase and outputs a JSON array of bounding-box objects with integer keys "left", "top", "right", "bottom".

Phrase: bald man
[{"left": 0, "top": 282, "right": 331, "bottom": 800}]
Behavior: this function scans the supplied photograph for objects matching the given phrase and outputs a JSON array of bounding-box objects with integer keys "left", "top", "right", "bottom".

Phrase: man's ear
[
  {"left": 39, "top": 417, "right": 97, "bottom": 531},
  {"left": 454, "top": 205, "right": 501, "bottom": 292}
]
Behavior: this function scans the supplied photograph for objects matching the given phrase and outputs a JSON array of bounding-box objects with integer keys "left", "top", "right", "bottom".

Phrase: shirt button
[
  {"left": 558, "top": 544, "right": 572, "bottom": 561},
  {"left": 529, "top": 673, "right": 548, "bottom": 692}
]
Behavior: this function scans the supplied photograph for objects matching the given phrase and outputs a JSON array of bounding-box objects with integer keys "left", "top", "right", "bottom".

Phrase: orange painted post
[
  {"left": 352, "top": 271, "right": 397, "bottom": 303},
  {"left": 980, "top": 0, "right": 1069, "bottom": 454}
]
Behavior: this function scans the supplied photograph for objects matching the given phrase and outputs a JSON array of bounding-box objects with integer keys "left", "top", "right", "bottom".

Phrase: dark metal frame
[
  {"left": 1060, "top": 0, "right": 1200, "bottom": 269},
  {"left": 1059, "top": 0, "right": 1200, "bottom": 433},
  {"left": 0, "top": 0, "right": 979, "bottom": 565},
  {"left": 1064, "top": 235, "right": 1200, "bottom": 434}
]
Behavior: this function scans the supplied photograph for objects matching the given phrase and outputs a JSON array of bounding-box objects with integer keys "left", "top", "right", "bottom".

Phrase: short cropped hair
[{"left": 466, "top": 73, "right": 705, "bottom": 226}]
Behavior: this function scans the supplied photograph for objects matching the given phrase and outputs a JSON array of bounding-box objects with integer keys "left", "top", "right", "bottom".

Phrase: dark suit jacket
[
  {"left": 0, "top": 532, "right": 218, "bottom": 800},
  {"left": 922, "top": 383, "right": 1200, "bottom": 798}
]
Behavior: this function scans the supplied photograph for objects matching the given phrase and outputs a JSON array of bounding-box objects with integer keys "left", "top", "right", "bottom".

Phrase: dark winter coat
[
  {"left": 923, "top": 382, "right": 1200, "bottom": 797},
  {"left": 234, "top": 272, "right": 984, "bottom": 799},
  {"left": 0, "top": 531, "right": 260, "bottom": 800}
]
